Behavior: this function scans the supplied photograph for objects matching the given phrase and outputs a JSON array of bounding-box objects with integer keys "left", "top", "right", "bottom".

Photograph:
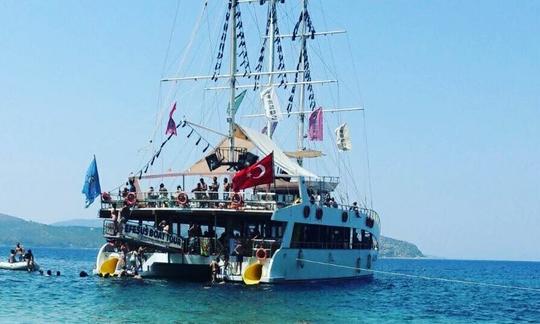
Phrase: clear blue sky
[{"left": 0, "top": 1, "right": 538, "bottom": 261}]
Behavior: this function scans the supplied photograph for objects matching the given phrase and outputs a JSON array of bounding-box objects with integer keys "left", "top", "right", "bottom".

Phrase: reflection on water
[{"left": 0, "top": 247, "right": 539, "bottom": 323}]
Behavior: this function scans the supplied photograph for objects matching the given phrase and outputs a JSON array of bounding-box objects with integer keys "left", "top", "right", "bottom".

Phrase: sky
[{"left": 0, "top": 0, "right": 538, "bottom": 261}]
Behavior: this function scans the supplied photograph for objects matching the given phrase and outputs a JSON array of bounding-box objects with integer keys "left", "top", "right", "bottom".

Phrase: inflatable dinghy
[{"left": 0, "top": 261, "right": 40, "bottom": 271}]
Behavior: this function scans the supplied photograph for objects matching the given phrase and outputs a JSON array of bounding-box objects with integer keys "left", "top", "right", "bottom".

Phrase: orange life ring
[
  {"left": 231, "top": 193, "right": 242, "bottom": 204},
  {"left": 176, "top": 192, "right": 189, "bottom": 206},
  {"left": 101, "top": 192, "right": 111, "bottom": 202},
  {"left": 125, "top": 192, "right": 136, "bottom": 207},
  {"left": 256, "top": 248, "right": 267, "bottom": 261}
]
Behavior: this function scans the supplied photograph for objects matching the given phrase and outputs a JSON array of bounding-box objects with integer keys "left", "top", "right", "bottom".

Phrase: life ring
[
  {"left": 315, "top": 208, "right": 323, "bottom": 220},
  {"left": 125, "top": 192, "right": 136, "bottom": 207},
  {"left": 256, "top": 248, "right": 267, "bottom": 261},
  {"left": 230, "top": 192, "right": 244, "bottom": 209},
  {"left": 341, "top": 211, "right": 348, "bottom": 223},
  {"left": 101, "top": 192, "right": 111, "bottom": 203},
  {"left": 176, "top": 192, "right": 189, "bottom": 207},
  {"left": 231, "top": 193, "right": 242, "bottom": 204},
  {"left": 303, "top": 205, "right": 310, "bottom": 218}
]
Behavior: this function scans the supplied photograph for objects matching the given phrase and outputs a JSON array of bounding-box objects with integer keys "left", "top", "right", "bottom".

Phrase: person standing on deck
[
  {"left": 209, "top": 177, "right": 220, "bottom": 206},
  {"left": 222, "top": 178, "right": 231, "bottom": 200}
]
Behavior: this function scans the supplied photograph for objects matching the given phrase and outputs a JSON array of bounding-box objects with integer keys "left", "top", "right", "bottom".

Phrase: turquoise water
[{"left": 1, "top": 247, "right": 539, "bottom": 323}]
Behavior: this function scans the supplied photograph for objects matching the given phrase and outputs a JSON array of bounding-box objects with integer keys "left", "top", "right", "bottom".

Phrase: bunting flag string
[
  {"left": 253, "top": 1, "right": 287, "bottom": 90},
  {"left": 235, "top": 6, "right": 251, "bottom": 77},
  {"left": 133, "top": 119, "right": 215, "bottom": 180},
  {"left": 212, "top": 0, "right": 232, "bottom": 81},
  {"left": 287, "top": 6, "right": 317, "bottom": 114}
]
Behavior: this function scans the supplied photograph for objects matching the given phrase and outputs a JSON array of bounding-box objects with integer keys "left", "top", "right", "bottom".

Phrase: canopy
[{"left": 184, "top": 124, "right": 317, "bottom": 178}]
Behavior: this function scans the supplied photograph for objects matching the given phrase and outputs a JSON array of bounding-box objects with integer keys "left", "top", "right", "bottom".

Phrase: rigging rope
[{"left": 297, "top": 258, "right": 540, "bottom": 293}]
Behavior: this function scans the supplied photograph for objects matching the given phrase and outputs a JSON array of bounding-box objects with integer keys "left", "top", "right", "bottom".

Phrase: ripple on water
[{"left": 0, "top": 248, "right": 539, "bottom": 323}]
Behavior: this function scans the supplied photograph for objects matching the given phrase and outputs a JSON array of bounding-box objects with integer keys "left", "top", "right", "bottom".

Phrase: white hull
[
  {"left": 94, "top": 245, "right": 376, "bottom": 283},
  {"left": 0, "top": 261, "right": 39, "bottom": 271}
]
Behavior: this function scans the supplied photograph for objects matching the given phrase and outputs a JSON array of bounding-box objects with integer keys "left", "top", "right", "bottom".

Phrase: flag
[
  {"left": 165, "top": 102, "right": 177, "bottom": 136},
  {"left": 308, "top": 107, "right": 323, "bottom": 141},
  {"left": 226, "top": 90, "right": 247, "bottom": 115},
  {"left": 232, "top": 152, "right": 274, "bottom": 191},
  {"left": 82, "top": 156, "right": 101, "bottom": 208},
  {"left": 335, "top": 123, "right": 352, "bottom": 151}
]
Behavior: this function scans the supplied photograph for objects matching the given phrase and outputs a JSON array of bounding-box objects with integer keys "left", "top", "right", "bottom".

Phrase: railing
[{"left": 101, "top": 191, "right": 278, "bottom": 212}]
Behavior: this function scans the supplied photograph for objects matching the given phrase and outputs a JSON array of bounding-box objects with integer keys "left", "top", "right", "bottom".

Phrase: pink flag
[
  {"left": 308, "top": 107, "right": 323, "bottom": 141},
  {"left": 165, "top": 102, "right": 177, "bottom": 136}
]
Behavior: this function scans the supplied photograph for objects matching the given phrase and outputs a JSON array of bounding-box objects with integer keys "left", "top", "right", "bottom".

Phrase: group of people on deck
[
  {"left": 7, "top": 242, "right": 35, "bottom": 271},
  {"left": 118, "top": 176, "right": 233, "bottom": 208}
]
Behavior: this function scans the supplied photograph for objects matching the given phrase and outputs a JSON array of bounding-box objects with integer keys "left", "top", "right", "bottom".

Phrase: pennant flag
[
  {"left": 82, "top": 156, "right": 102, "bottom": 208},
  {"left": 165, "top": 102, "right": 177, "bottom": 136},
  {"left": 308, "top": 107, "right": 323, "bottom": 141},
  {"left": 232, "top": 152, "right": 274, "bottom": 191},
  {"left": 226, "top": 90, "right": 247, "bottom": 115}
]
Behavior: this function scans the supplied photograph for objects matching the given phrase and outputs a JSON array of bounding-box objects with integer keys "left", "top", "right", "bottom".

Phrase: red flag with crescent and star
[{"left": 232, "top": 152, "right": 274, "bottom": 191}]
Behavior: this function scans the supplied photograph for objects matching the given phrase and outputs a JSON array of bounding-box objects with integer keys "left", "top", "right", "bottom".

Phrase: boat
[
  {"left": 93, "top": 0, "right": 380, "bottom": 284},
  {"left": 0, "top": 261, "right": 40, "bottom": 271}
]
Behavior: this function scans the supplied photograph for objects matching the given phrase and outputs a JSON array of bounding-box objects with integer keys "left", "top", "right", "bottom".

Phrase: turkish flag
[{"left": 232, "top": 152, "right": 274, "bottom": 191}]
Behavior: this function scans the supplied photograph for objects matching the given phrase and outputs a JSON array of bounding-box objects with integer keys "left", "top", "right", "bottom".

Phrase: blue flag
[{"left": 82, "top": 156, "right": 101, "bottom": 208}]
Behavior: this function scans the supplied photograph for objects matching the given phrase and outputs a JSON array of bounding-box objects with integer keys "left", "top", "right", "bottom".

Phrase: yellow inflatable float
[
  {"left": 99, "top": 256, "right": 119, "bottom": 276},
  {"left": 242, "top": 263, "right": 263, "bottom": 285}
]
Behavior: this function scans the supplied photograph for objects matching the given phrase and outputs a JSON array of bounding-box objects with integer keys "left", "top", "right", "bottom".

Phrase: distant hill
[
  {"left": 1, "top": 214, "right": 424, "bottom": 257},
  {"left": 379, "top": 236, "right": 424, "bottom": 258},
  {"left": 0, "top": 214, "right": 103, "bottom": 248},
  {"left": 51, "top": 218, "right": 103, "bottom": 228}
]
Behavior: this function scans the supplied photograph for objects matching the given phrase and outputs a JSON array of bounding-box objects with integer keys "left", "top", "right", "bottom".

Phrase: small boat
[{"left": 0, "top": 261, "right": 40, "bottom": 271}]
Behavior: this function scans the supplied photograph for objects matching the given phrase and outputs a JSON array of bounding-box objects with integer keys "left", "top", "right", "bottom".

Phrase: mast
[
  {"left": 297, "top": 0, "right": 308, "bottom": 166},
  {"left": 228, "top": 0, "right": 238, "bottom": 158},
  {"left": 266, "top": 0, "right": 276, "bottom": 137}
]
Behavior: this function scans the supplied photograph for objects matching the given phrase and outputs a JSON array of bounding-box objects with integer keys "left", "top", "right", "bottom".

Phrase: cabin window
[
  {"left": 291, "top": 223, "right": 351, "bottom": 249},
  {"left": 352, "top": 229, "right": 377, "bottom": 250}
]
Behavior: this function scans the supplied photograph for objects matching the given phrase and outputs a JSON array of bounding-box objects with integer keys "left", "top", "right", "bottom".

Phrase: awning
[{"left": 183, "top": 124, "right": 317, "bottom": 178}]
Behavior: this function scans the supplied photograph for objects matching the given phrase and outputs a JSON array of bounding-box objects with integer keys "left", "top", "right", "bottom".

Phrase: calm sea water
[{"left": 0, "top": 247, "right": 539, "bottom": 323}]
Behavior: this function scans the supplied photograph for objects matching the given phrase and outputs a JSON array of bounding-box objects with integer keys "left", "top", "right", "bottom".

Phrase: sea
[{"left": 0, "top": 247, "right": 539, "bottom": 323}]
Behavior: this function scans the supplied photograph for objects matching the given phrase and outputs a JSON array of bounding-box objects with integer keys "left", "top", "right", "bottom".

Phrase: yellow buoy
[
  {"left": 242, "top": 262, "right": 263, "bottom": 285},
  {"left": 99, "top": 257, "right": 119, "bottom": 276}
]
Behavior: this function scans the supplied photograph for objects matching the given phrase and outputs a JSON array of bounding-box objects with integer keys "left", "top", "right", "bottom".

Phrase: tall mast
[
  {"left": 228, "top": 0, "right": 238, "bottom": 157},
  {"left": 297, "top": 0, "right": 308, "bottom": 166},
  {"left": 266, "top": 0, "right": 276, "bottom": 137}
]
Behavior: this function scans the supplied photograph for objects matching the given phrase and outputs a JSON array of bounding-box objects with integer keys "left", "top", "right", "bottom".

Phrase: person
[
  {"left": 331, "top": 198, "right": 338, "bottom": 208},
  {"left": 350, "top": 202, "right": 359, "bottom": 212},
  {"left": 209, "top": 257, "right": 220, "bottom": 283},
  {"left": 128, "top": 177, "right": 137, "bottom": 193},
  {"left": 56, "top": 271, "right": 61, "bottom": 276},
  {"left": 111, "top": 207, "right": 119, "bottom": 235},
  {"left": 163, "top": 222, "right": 170, "bottom": 234},
  {"left": 192, "top": 183, "right": 203, "bottom": 200},
  {"left": 46, "top": 270, "right": 52, "bottom": 276},
  {"left": 222, "top": 178, "right": 231, "bottom": 200},
  {"left": 8, "top": 250, "right": 17, "bottom": 263},
  {"left": 15, "top": 243, "right": 24, "bottom": 261},
  {"left": 173, "top": 185, "right": 183, "bottom": 201},
  {"left": 136, "top": 246, "right": 146, "bottom": 270},
  {"left": 121, "top": 187, "right": 129, "bottom": 198},
  {"left": 147, "top": 186, "right": 158, "bottom": 207},
  {"left": 159, "top": 183, "right": 169, "bottom": 207},
  {"left": 209, "top": 177, "right": 219, "bottom": 205},
  {"left": 120, "top": 242, "right": 129, "bottom": 269},
  {"left": 234, "top": 239, "right": 243, "bottom": 275},
  {"left": 199, "top": 178, "right": 208, "bottom": 195},
  {"left": 23, "top": 249, "right": 35, "bottom": 271}
]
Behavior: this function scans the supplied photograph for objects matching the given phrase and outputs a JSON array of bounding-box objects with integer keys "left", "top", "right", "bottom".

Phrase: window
[{"left": 291, "top": 223, "right": 351, "bottom": 249}]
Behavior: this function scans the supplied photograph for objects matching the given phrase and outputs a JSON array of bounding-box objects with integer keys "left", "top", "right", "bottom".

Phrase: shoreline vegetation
[{"left": 0, "top": 213, "right": 424, "bottom": 258}]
